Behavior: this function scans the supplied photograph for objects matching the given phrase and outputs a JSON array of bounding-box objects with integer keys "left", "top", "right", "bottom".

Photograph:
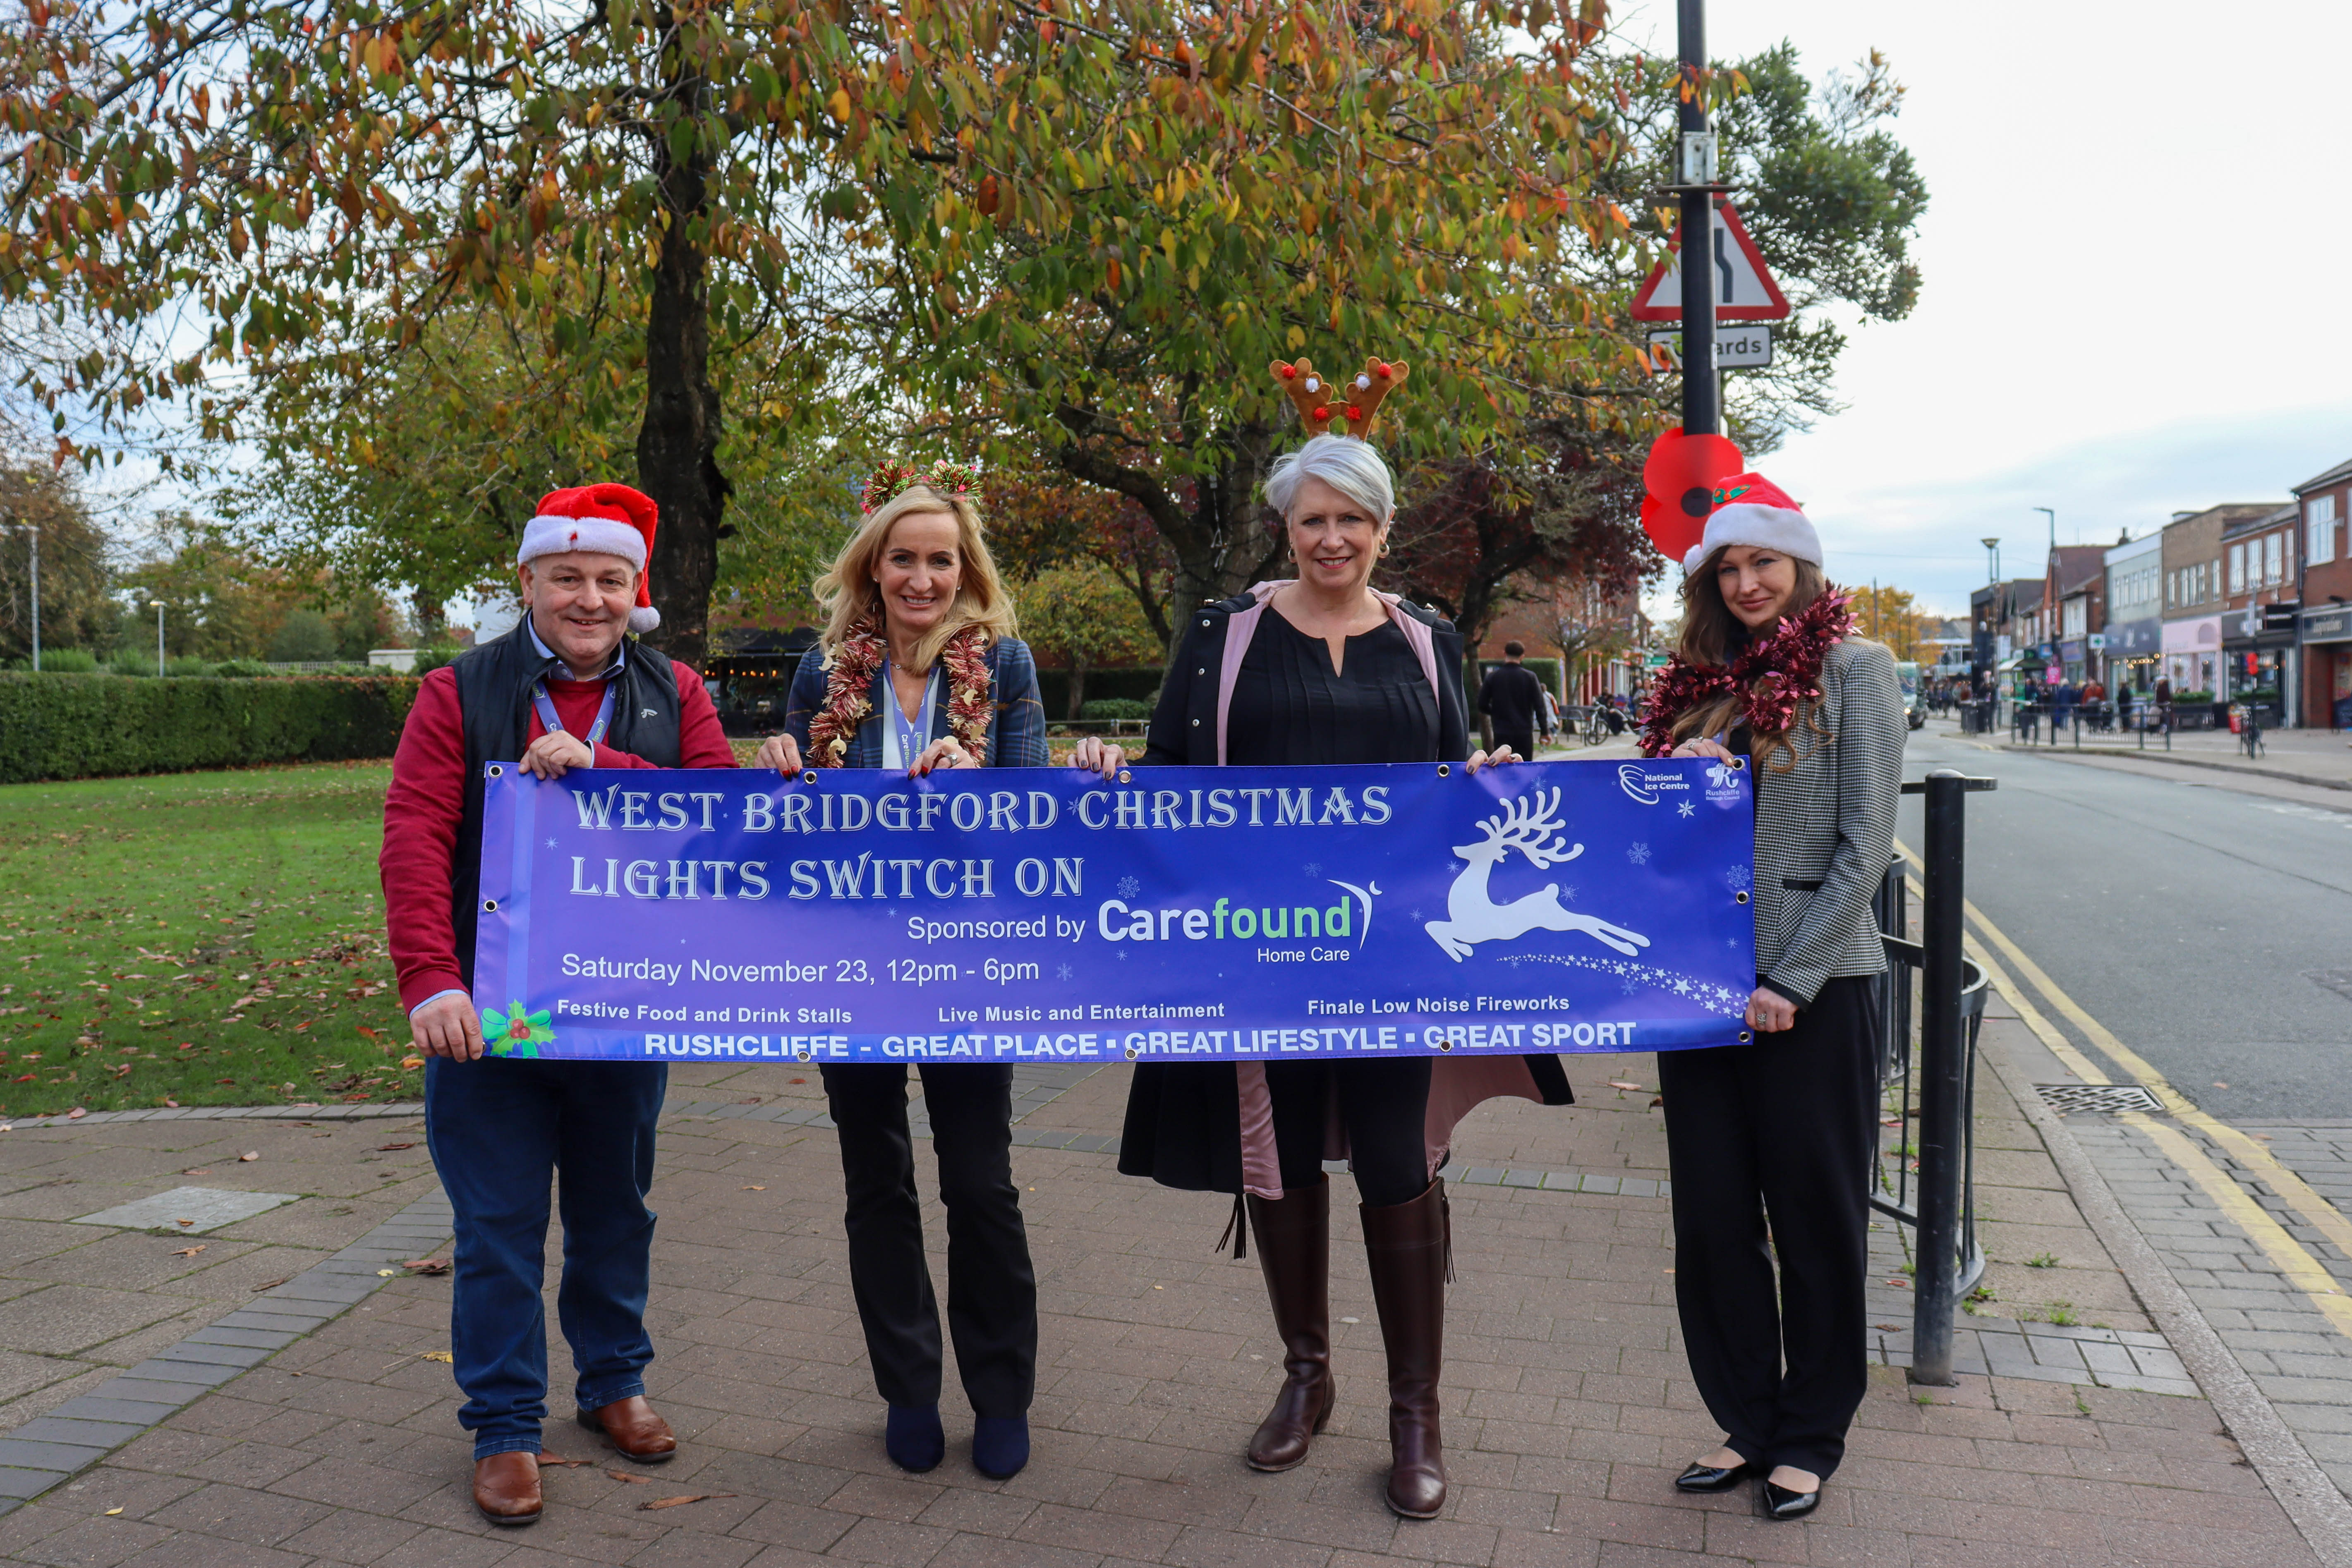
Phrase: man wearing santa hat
[{"left": 381, "top": 483, "right": 735, "bottom": 1527}]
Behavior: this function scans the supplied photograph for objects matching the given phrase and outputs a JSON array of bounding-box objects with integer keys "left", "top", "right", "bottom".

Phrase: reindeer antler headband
[
  {"left": 1267, "top": 356, "right": 1410, "bottom": 439},
  {"left": 860, "top": 459, "right": 981, "bottom": 514}
]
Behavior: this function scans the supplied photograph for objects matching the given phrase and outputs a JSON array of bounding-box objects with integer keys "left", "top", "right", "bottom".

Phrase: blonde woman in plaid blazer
[{"left": 1642, "top": 478, "right": 1906, "bottom": 1523}]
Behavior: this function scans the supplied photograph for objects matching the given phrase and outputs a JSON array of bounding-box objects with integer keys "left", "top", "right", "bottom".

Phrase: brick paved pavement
[{"left": 0, "top": 1042, "right": 2330, "bottom": 1566}]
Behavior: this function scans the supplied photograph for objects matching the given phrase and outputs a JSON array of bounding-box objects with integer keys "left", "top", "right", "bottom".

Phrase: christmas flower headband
[{"left": 861, "top": 459, "right": 980, "bottom": 514}]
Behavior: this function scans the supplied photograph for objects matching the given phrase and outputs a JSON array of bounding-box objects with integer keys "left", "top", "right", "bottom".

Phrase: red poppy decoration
[{"left": 1639, "top": 426, "right": 1744, "bottom": 561}]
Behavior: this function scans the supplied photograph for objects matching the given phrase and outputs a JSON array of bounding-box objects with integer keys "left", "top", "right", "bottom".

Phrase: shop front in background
[
  {"left": 2162, "top": 614, "right": 2222, "bottom": 699},
  {"left": 2223, "top": 602, "right": 2300, "bottom": 725},
  {"left": 2302, "top": 606, "right": 2352, "bottom": 730}
]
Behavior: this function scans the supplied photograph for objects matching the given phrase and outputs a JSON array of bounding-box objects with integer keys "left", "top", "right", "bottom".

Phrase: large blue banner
[{"left": 469, "top": 757, "right": 1757, "bottom": 1063}]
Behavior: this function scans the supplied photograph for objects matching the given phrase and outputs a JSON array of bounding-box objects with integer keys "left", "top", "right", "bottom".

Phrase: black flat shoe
[
  {"left": 1674, "top": 1460, "right": 1751, "bottom": 1492},
  {"left": 1763, "top": 1481, "right": 1821, "bottom": 1520}
]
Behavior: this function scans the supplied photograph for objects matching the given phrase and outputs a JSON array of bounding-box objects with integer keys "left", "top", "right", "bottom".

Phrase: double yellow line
[{"left": 1893, "top": 841, "right": 2352, "bottom": 1338}]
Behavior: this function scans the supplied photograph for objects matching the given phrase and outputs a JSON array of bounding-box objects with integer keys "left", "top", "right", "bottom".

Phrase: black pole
[
  {"left": 1677, "top": 0, "right": 1717, "bottom": 436},
  {"left": 1909, "top": 769, "right": 1968, "bottom": 1386}
]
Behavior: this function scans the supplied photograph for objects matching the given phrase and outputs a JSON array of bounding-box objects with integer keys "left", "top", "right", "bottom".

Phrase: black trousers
[
  {"left": 1493, "top": 726, "right": 1536, "bottom": 760},
  {"left": 1655, "top": 975, "right": 1878, "bottom": 1479},
  {"left": 822, "top": 1063, "right": 1037, "bottom": 1417},
  {"left": 1266, "top": 1057, "right": 1432, "bottom": 1207}
]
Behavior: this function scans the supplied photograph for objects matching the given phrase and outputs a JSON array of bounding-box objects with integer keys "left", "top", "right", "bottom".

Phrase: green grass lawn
[{"left": 0, "top": 762, "right": 420, "bottom": 1117}]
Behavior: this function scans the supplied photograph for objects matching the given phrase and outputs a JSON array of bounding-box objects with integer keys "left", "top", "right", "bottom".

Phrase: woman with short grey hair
[{"left": 1072, "top": 433, "right": 1568, "bottom": 1523}]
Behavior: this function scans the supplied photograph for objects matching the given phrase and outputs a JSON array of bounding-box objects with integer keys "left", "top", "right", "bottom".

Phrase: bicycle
[
  {"left": 1579, "top": 704, "right": 1610, "bottom": 747},
  {"left": 2239, "top": 704, "right": 2266, "bottom": 759}
]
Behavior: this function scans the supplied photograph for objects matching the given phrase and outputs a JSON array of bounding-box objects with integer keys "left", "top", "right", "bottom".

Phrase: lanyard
[
  {"left": 882, "top": 660, "right": 938, "bottom": 767},
  {"left": 533, "top": 677, "right": 618, "bottom": 747}
]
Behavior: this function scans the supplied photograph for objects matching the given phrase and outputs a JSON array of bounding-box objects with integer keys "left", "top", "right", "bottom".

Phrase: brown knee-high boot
[
  {"left": 1243, "top": 1180, "right": 1335, "bottom": 1471},
  {"left": 1362, "top": 1179, "right": 1448, "bottom": 1519}
]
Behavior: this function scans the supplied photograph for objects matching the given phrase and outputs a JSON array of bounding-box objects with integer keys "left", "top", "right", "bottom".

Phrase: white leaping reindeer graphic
[{"left": 1424, "top": 788, "right": 1652, "bottom": 962}]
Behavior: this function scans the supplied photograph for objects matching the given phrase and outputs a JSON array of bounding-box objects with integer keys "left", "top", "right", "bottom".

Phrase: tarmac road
[{"left": 1896, "top": 723, "right": 2352, "bottom": 1121}]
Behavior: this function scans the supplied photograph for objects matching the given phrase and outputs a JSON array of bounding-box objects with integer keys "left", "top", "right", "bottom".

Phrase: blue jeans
[{"left": 424, "top": 1056, "right": 666, "bottom": 1458}]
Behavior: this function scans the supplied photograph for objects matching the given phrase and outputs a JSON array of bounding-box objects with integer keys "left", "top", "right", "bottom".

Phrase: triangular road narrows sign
[{"left": 1629, "top": 203, "right": 1790, "bottom": 323}]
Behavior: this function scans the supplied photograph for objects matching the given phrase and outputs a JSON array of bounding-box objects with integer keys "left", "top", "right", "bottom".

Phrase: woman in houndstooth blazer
[{"left": 1640, "top": 476, "right": 1906, "bottom": 1523}]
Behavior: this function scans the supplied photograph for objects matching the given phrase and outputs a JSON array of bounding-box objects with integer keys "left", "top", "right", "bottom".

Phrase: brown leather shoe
[
  {"left": 472, "top": 1451, "right": 542, "bottom": 1526},
  {"left": 576, "top": 1395, "right": 678, "bottom": 1462}
]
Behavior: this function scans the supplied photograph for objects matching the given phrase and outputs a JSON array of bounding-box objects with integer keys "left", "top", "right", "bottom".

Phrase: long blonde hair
[
  {"left": 813, "top": 486, "right": 1017, "bottom": 670},
  {"left": 1667, "top": 546, "right": 1834, "bottom": 770}
]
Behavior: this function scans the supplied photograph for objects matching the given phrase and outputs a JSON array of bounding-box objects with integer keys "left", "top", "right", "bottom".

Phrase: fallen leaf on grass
[
  {"left": 606, "top": 1470, "right": 651, "bottom": 1484},
  {"left": 420, "top": 1351, "right": 454, "bottom": 1362},
  {"left": 402, "top": 1258, "right": 450, "bottom": 1275},
  {"left": 67, "top": 1107, "right": 84, "bottom": 1120},
  {"left": 376, "top": 1142, "right": 414, "bottom": 1151},
  {"left": 639, "top": 1494, "right": 734, "bottom": 1511},
  {"left": 237, "top": 1151, "right": 259, "bottom": 1162},
  {"left": 400, "top": 1056, "right": 424, "bottom": 1070},
  {"left": 171, "top": 1245, "right": 206, "bottom": 1257},
  {"left": 1606, "top": 1081, "right": 1643, "bottom": 1092}
]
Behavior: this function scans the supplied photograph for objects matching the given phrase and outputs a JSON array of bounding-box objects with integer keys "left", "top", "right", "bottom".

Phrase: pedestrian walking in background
[
  {"left": 1538, "top": 682, "right": 1561, "bottom": 749},
  {"left": 1637, "top": 473, "right": 1906, "bottom": 1523},
  {"left": 757, "top": 469, "right": 1048, "bottom": 1482},
  {"left": 1074, "top": 430, "right": 1566, "bottom": 1522},
  {"left": 1478, "top": 640, "right": 1545, "bottom": 762},
  {"left": 383, "top": 484, "right": 736, "bottom": 1527}
]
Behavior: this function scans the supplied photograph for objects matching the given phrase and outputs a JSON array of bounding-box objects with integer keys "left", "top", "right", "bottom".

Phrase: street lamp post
[
  {"left": 1676, "top": 0, "right": 1717, "bottom": 438},
  {"left": 149, "top": 601, "right": 165, "bottom": 675}
]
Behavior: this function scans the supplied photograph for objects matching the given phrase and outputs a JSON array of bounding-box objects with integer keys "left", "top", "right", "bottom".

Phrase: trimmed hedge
[{"left": 0, "top": 673, "right": 421, "bottom": 784}]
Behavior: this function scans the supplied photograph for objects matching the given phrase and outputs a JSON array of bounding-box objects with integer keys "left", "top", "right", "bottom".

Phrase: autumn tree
[
  {"left": 0, "top": 462, "right": 117, "bottom": 662},
  {"left": 864, "top": 0, "right": 1648, "bottom": 618},
  {"left": 1014, "top": 561, "right": 1164, "bottom": 718}
]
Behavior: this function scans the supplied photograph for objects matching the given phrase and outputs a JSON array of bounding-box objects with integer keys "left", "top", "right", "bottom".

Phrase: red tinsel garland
[
  {"left": 1638, "top": 589, "right": 1857, "bottom": 758},
  {"left": 807, "top": 617, "right": 993, "bottom": 767}
]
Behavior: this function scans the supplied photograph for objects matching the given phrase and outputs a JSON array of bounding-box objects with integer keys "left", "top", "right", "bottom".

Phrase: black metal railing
[{"left": 1871, "top": 770, "right": 1996, "bottom": 1385}]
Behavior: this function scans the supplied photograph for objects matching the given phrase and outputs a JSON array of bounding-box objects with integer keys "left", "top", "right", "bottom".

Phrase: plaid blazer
[
  {"left": 1752, "top": 637, "right": 1907, "bottom": 1005},
  {"left": 782, "top": 634, "right": 1049, "bottom": 770}
]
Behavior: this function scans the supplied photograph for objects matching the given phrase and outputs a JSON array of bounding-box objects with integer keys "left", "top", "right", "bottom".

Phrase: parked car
[{"left": 1894, "top": 660, "right": 1926, "bottom": 729}]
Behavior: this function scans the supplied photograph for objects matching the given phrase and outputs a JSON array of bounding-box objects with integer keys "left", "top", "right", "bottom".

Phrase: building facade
[
  {"left": 2047, "top": 545, "right": 2108, "bottom": 687},
  {"left": 2296, "top": 457, "right": 2352, "bottom": 729},
  {"left": 2219, "top": 503, "right": 2300, "bottom": 721},
  {"left": 2160, "top": 505, "right": 2267, "bottom": 697},
  {"left": 2102, "top": 532, "right": 2163, "bottom": 692}
]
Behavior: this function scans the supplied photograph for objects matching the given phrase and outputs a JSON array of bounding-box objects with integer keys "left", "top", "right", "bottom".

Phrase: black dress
[{"left": 1118, "top": 595, "right": 1572, "bottom": 1202}]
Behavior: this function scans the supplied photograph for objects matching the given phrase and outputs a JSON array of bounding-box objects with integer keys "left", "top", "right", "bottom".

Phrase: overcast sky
[{"left": 1621, "top": 0, "right": 2352, "bottom": 615}]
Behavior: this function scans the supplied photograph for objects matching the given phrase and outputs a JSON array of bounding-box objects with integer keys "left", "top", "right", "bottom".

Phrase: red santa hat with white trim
[
  {"left": 1680, "top": 472, "right": 1820, "bottom": 577},
  {"left": 516, "top": 483, "right": 661, "bottom": 633}
]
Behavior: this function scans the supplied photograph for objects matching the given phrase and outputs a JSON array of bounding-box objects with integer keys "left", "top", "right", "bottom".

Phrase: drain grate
[{"left": 2037, "top": 1083, "right": 2163, "bottom": 1115}]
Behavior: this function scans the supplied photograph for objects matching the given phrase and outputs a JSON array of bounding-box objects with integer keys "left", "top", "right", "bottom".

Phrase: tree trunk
[
  {"left": 634, "top": 46, "right": 726, "bottom": 669},
  {"left": 1068, "top": 655, "right": 1088, "bottom": 719}
]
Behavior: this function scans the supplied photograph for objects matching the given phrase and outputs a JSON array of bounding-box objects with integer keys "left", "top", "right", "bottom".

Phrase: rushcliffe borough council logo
[{"left": 1616, "top": 763, "right": 1691, "bottom": 806}]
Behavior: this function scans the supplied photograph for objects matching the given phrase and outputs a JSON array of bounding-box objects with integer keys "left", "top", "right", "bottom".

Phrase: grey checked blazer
[{"left": 1751, "top": 638, "right": 1907, "bottom": 1005}]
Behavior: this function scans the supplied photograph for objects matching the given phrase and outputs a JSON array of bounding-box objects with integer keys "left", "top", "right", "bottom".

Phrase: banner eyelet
[
  {"left": 1731, "top": 756, "right": 1746, "bottom": 770},
  {"left": 1435, "top": 764, "right": 1450, "bottom": 778},
  {"left": 1734, "top": 890, "right": 1749, "bottom": 904},
  {"left": 795, "top": 1048, "right": 812, "bottom": 1063},
  {"left": 1119, "top": 770, "right": 1131, "bottom": 784},
  {"left": 481, "top": 899, "right": 498, "bottom": 913},
  {"left": 486, "top": 764, "right": 503, "bottom": 778},
  {"left": 1739, "top": 1029, "right": 1753, "bottom": 1044},
  {"left": 1437, "top": 1037, "right": 1455, "bottom": 1052},
  {"left": 1124, "top": 1045, "right": 1139, "bottom": 1060},
  {"left": 800, "top": 770, "right": 817, "bottom": 785}
]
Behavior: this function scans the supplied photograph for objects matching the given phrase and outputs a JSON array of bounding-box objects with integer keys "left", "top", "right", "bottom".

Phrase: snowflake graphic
[
  {"left": 1558, "top": 884, "right": 1578, "bottom": 904},
  {"left": 1676, "top": 800, "right": 1695, "bottom": 819},
  {"left": 1056, "top": 963, "right": 1073, "bottom": 981},
  {"left": 1116, "top": 875, "right": 1140, "bottom": 898},
  {"left": 545, "top": 838, "right": 559, "bottom": 850},
  {"left": 1620, "top": 976, "right": 1641, "bottom": 996},
  {"left": 1626, "top": 842, "right": 1651, "bottom": 866},
  {"left": 1303, "top": 862, "right": 1322, "bottom": 878},
  {"left": 1727, "top": 937, "right": 1740, "bottom": 950},
  {"left": 1724, "top": 865, "right": 1752, "bottom": 893}
]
